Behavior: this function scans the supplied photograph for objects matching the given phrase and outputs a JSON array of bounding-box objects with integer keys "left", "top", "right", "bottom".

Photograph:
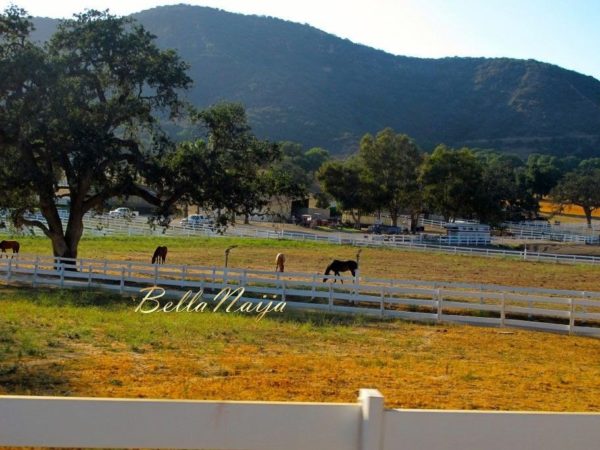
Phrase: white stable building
[{"left": 443, "top": 221, "right": 491, "bottom": 245}]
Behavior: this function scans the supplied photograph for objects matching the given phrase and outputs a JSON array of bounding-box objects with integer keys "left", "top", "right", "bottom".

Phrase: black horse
[
  {"left": 151, "top": 246, "right": 168, "bottom": 264},
  {"left": 323, "top": 259, "right": 358, "bottom": 283}
]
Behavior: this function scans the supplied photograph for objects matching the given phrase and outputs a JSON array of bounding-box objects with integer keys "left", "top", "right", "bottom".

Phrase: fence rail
[
  {"left": 2, "top": 254, "right": 599, "bottom": 337},
  {"left": 4, "top": 213, "right": 600, "bottom": 265},
  {"left": 0, "top": 389, "right": 598, "bottom": 450}
]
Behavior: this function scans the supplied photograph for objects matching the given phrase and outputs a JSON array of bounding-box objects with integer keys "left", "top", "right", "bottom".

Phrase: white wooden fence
[
  {"left": 5, "top": 212, "right": 600, "bottom": 265},
  {"left": 2, "top": 254, "right": 599, "bottom": 337},
  {"left": 0, "top": 389, "right": 598, "bottom": 449}
]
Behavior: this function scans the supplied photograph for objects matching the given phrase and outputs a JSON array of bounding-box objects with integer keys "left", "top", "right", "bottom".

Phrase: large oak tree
[{"left": 0, "top": 7, "right": 193, "bottom": 258}]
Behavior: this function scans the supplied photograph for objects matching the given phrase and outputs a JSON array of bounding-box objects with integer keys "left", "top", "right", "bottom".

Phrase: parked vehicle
[
  {"left": 109, "top": 207, "right": 139, "bottom": 219},
  {"left": 367, "top": 224, "right": 407, "bottom": 235},
  {"left": 179, "top": 214, "right": 214, "bottom": 228}
]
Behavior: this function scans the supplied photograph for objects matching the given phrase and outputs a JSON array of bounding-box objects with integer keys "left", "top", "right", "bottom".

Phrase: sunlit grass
[
  {"left": 1, "top": 287, "right": 599, "bottom": 412},
  {"left": 9, "top": 235, "right": 600, "bottom": 292}
]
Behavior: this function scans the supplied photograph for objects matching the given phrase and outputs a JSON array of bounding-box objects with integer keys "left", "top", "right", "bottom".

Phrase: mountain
[{"left": 31, "top": 4, "right": 600, "bottom": 157}]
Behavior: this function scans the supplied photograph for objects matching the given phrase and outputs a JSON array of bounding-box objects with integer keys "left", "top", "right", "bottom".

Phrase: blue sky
[{"left": 3, "top": 0, "right": 599, "bottom": 80}]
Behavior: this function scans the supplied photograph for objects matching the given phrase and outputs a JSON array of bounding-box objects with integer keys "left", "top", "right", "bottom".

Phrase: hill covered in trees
[{"left": 32, "top": 4, "right": 600, "bottom": 157}]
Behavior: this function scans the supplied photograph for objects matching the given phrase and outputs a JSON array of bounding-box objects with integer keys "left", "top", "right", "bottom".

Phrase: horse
[
  {"left": 151, "top": 246, "right": 168, "bottom": 264},
  {"left": 0, "top": 240, "right": 19, "bottom": 258},
  {"left": 323, "top": 259, "right": 358, "bottom": 283},
  {"left": 275, "top": 253, "right": 285, "bottom": 272}
]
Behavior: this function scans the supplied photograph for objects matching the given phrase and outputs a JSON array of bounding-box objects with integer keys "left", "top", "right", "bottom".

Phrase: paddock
[{"left": 1, "top": 254, "right": 599, "bottom": 336}]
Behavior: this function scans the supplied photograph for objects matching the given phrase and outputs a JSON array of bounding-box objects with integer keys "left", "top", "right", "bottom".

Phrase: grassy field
[
  {"left": 1, "top": 287, "right": 599, "bottom": 412},
  {"left": 8, "top": 235, "right": 600, "bottom": 291}
]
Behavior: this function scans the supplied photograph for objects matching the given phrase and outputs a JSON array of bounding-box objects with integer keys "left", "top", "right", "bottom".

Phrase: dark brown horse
[
  {"left": 0, "top": 240, "right": 19, "bottom": 258},
  {"left": 151, "top": 246, "right": 168, "bottom": 264},
  {"left": 323, "top": 259, "right": 358, "bottom": 283}
]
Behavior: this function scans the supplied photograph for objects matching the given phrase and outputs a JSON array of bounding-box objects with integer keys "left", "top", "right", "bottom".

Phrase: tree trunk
[
  {"left": 583, "top": 206, "right": 593, "bottom": 229},
  {"left": 47, "top": 212, "right": 84, "bottom": 271},
  {"left": 410, "top": 212, "right": 418, "bottom": 232},
  {"left": 350, "top": 210, "right": 361, "bottom": 228},
  {"left": 244, "top": 213, "right": 250, "bottom": 225}
]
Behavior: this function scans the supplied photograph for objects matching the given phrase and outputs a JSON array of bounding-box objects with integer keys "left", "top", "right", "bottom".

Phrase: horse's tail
[
  {"left": 14, "top": 242, "right": 20, "bottom": 253},
  {"left": 162, "top": 247, "right": 167, "bottom": 263}
]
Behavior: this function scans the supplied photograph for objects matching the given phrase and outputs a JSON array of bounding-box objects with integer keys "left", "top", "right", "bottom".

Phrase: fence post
[
  {"left": 7, "top": 258, "right": 12, "bottom": 282},
  {"left": 380, "top": 289, "right": 385, "bottom": 318},
  {"left": 358, "top": 388, "right": 384, "bottom": 450},
  {"left": 88, "top": 265, "right": 92, "bottom": 288},
  {"left": 328, "top": 285, "right": 333, "bottom": 312},
  {"left": 60, "top": 262, "right": 65, "bottom": 288},
  {"left": 569, "top": 298, "right": 575, "bottom": 335},
  {"left": 32, "top": 257, "right": 39, "bottom": 287},
  {"left": 181, "top": 265, "right": 187, "bottom": 288},
  {"left": 119, "top": 267, "right": 125, "bottom": 294},
  {"left": 500, "top": 293, "right": 506, "bottom": 327},
  {"left": 436, "top": 288, "right": 442, "bottom": 322},
  {"left": 353, "top": 268, "right": 360, "bottom": 304}
]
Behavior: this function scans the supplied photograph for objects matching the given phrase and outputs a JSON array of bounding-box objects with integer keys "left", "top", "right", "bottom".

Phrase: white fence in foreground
[
  {"left": 2, "top": 254, "right": 600, "bottom": 337},
  {"left": 0, "top": 389, "right": 598, "bottom": 450}
]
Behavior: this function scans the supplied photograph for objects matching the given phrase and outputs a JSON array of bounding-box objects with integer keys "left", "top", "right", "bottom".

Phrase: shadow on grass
[
  {"left": 0, "top": 285, "right": 131, "bottom": 309},
  {"left": 264, "top": 306, "right": 411, "bottom": 330},
  {"left": 0, "top": 361, "right": 71, "bottom": 396}
]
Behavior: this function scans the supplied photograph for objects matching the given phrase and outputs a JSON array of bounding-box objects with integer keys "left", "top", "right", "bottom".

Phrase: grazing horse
[
  {"left": 0, "top": 240, "right": 19, "bottom": 258},
  {"left": 151, "top": 246, "right": 168, "bottom": 264},
  {"left": 323, "top": 259, "right": 358, "bottom": 283},
  {"left": 275, "top": 253, "right": 285, "bottom": 272}
]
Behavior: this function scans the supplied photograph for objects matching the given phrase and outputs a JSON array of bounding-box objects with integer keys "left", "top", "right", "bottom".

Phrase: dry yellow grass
[
  {"left": 1, "top": 288, "right": 599, "bottom": 413},
  {"left": 540, "top": 199, "right": 600, "bottom": 219},
  {"left": 14, "top": 235, "right": 600, "bottom": 292}
]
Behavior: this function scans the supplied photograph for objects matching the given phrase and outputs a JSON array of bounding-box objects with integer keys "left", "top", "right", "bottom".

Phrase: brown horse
[
  {"left": 151, "top": 246, "right": 168, "bottom": 264},
  {"left": 0, "top": 240, "right": 19, "bottom": 258},
  {"left": 323, "top": 259, "right": 358, "bottom": 283},
  {"left": 275, "top": 253, "right": 285, "bottom": 272}
]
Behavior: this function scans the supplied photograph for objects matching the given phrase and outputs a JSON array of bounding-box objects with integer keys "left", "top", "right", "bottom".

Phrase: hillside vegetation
[{"left": 31, "top": 5, "right": 600, "bottom": 156}]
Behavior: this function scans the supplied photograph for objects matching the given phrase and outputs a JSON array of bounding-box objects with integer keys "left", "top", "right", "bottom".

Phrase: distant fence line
[
  {"left": 3, "top": 213, "right": 600, "bottom": 265},
  {"left": 420, "top": 217, "right": 600, "bottom": 244},
  {"left": 2, "top": 388, "right": 598, "bottom": 450},
  {"left": 1, "top": 254, "right": 599, "bottom": 337}
]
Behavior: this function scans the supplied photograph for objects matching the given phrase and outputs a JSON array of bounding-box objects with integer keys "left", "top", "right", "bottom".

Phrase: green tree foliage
[
  {"left": 359, "top": 129, "right": 423, "bottom": 227},
  {"left": 317, "top": 158, "right": 375, "bottom": 226},
  {"left": 420, "top": 146, "right": 484, "bottom": 222},
  {"left": 524, "top": 154, "right": 565, "bottom": 199},
  {"left": 476, "top": 152, "right": 538, "bottom": 223},
  {"left": 0, "top": 8, "right": 193, "bottom": 257},
  {"left": 550, "top": 161, "right": 600, "bottom": 228},
  {"left": 142, "top": 102, "right": 280, "bottom": 225},
  {"left": 0, "top": 9, "right": 281, "bottom": 256}
]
